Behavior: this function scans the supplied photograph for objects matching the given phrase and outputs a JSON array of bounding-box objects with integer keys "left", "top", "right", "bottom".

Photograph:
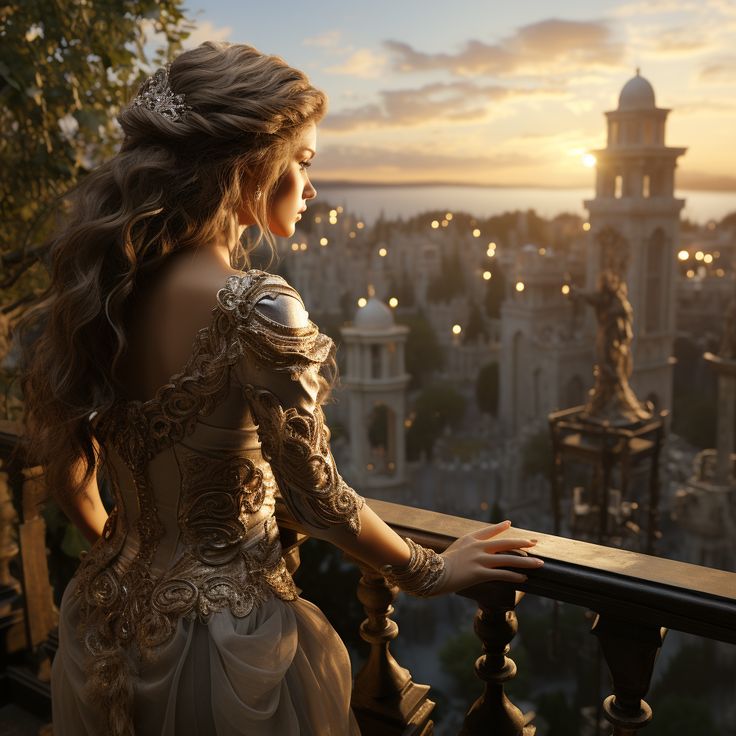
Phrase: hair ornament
[{"left": 132, "top": 65, "right": 191, "bottom": 121}]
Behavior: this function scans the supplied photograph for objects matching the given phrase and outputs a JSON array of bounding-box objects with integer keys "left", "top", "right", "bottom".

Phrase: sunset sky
[{"left": 186, "top": 0, "right": 736, "bottom": 190}]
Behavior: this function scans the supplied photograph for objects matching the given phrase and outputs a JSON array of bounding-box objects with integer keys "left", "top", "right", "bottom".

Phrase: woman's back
[{"left": 116, "top": 246, "right": 237, "bottom": 403}]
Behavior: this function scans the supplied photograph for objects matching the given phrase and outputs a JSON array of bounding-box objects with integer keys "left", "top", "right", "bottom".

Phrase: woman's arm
[
  {"left": 236, "top": 289, "right": 542, "bottom": 597},
  {"left": 58, "top": 440, "right": 108, "bottom": 545}
]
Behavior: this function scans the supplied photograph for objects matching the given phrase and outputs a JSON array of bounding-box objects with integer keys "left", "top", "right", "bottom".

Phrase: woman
[{"left": 19, "top": 41, "right": 543, "bottom": 735}]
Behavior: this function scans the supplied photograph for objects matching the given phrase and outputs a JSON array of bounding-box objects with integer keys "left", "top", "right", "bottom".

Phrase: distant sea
[{"left": 314, "top": 184, "right": 736, "bottom": 226}]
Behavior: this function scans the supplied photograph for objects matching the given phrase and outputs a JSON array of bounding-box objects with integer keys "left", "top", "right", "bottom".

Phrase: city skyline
[{"left": 183, "top": 0, "right": 736, "bottom": 191}]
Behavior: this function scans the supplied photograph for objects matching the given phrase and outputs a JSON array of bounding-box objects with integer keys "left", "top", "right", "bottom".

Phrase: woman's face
[{"left": 268, "top": 123, "right": 317, "bottom": 238}]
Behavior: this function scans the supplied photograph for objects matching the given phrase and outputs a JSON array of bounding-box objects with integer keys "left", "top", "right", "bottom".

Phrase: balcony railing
[
  {"left": 276, "top": 496, "right": 736, "bottom": 735},
  {"left": 2, "top": 420, "right": 735, "bottom": 735}
]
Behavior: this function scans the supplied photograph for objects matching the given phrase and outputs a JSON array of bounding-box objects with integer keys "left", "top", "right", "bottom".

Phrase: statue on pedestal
[{"left": 572, "top": 270, "right": 652, "bottom": 425}]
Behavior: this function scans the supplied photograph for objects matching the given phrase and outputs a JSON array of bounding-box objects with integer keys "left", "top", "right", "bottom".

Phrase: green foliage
[
  {"left": 484, "top": 261, "right": 506, "bottom": 318},
  {"left": 397, "top": 312, "right": 445, "bottom": 389},
  {"left": 0, "top": 0, "right": 192, "bottom": 311},
  {"left": 520, "top": 429, "right": 553, "bottom": 480},
  {"left": 535, "top": 691, "right": 580, "bottom": 736},
  {"left": 438, "top": 629, "right": 482, "bottom": 699},
  {"left": 387, "top": 268, "right": 416, "bottom": 308},
  {"left": 406, "top": 383, "right": 466, "bottom": 460},
  {"left": 463, "top": 300, "right": 487, "bottom": 344},
  {"left": 427, "top": 246, "right": 465, "bottom": 304},
  {"left": 475, "top": 361, "right": 499, "bottom": 415},
  {"left": 646, "top": 696, "right": 717, "bottom": 736}
]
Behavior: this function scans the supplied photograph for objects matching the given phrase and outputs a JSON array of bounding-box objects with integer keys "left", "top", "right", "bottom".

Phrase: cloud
[
  {"left": 313, "top": 143, "right": 546, "bottom": 180},
  {"left": 611, "top": 0, "right": 702, "bottom": 17},
  {"left": 325, "top": 48, "right": 388, "bottom": 79},
  {"left": 699, "top": 57, "right": 736, "bottom": 82},
  {"left": 322, "top": 80, "right": 564, "bottom": 132},
  {"left": 384, "top": 19, "right": 624, "bottom": 77},
  {"left": 303, "top": 30, "right": 343, "bottom": 49},
  {"left": 651, "top": 28, "right": 714, "bottom": 56},
  {"left": 182, "top": 19, "right": 232, "bottom": 49}
]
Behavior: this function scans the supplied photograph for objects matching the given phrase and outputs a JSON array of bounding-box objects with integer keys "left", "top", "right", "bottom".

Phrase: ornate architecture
[
  {"left": 340, "top": 296, "right": 410, "bottom": 490},
  {"left": 584, "top": 70, "right": 686, "bottom": 411}
]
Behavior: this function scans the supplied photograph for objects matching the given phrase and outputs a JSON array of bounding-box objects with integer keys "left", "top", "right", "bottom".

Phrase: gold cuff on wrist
[{"left": 379, "top": 537, "right": 445, "bottom": 597}]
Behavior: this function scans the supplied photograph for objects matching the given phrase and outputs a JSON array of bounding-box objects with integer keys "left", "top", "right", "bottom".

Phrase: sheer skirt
[{"left": 52, "top": 578, "right": 360, "bottom": 735}]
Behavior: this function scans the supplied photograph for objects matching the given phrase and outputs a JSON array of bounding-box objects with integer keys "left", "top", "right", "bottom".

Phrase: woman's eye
[{"left": 299, "top": 160, "right": 312, "bottom": 171}]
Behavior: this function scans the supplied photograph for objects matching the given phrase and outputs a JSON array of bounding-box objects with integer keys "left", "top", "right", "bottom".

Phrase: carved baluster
[
  {"left": 351, "top": 562, "right": 434, "bottom": 736},
  {"left": 591, "top": 614, "right": 666, "bottom": 736},
  {"left": 459, "top": 584, "right": 534, "bottom": 736}
]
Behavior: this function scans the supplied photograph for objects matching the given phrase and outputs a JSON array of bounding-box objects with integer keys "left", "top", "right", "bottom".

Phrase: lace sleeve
[{"left": 224, "top": 272, "right": 365, "bottom": 536}]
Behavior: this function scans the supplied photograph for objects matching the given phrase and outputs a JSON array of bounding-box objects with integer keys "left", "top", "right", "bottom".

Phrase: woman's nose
[{"left": 304, "top": 179, "right": 317, "bottom": 200}]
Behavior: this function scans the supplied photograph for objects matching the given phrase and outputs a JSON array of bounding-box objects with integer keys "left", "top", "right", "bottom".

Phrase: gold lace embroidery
[
  {"left": 71, "top": 270, "right": 336, "bottom": 734},
  {"left": 242, "top": 383, "right": 365, "bottom": 536}
]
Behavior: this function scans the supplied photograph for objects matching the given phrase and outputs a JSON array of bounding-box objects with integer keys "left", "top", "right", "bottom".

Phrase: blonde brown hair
[{"left": 18, "top": 41, "right": 327, "bottom": 502}]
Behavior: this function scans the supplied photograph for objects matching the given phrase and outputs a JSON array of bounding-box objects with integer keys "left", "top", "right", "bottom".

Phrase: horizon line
[{"left": 312, "top": 179, "right": 736, "bottom": 193}]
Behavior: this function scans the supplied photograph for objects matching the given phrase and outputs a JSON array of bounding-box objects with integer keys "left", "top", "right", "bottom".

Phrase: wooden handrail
[{"left": 276, "top": 496, "right": 736, "bottom": 645}]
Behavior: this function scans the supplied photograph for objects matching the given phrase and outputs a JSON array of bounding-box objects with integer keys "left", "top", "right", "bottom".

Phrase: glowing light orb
[
  {"left": 452, "top": 324, "right": 462, "bottom": 335},
  {"left": 677, "top": 250, "right": 689, "bottom": 261},
  {"left": 483, "top": 271, "right": 492, "bottom": 280},
  {"left": 515, "top": 281, "right": 525, "bottom": 292},
  {"left": 357, "top": 297, "right": 367, "bottom": 307},
  {"left": 561, "top": 284, "right": 571, "bottom": 295},
  {"left": 582, "top": 153, "right": 597, "bottom": 168},
  {"left": 389, "top": 297, "right": 399, "bottom": 308}
]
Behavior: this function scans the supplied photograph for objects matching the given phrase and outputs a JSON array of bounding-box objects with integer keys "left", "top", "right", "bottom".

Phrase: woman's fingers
[
  {"left": 482, "top": 537, "right": 537, "bottom": 553},
  {"left": 472, "top": 520, "right": 512, "bottom": 540},
  {"left": 479, "top": 553, "right": 545, "bottom": 570},
  {"left": 482, "top": 568, "right": 529, "bottom": 585}
]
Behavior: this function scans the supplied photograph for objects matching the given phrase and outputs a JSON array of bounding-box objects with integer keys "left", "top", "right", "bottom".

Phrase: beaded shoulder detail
[{"left": 99, "top": 269, "right": 334, "bottom": 460}]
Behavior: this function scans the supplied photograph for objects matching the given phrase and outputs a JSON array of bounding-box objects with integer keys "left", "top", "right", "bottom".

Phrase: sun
[{"left": 582, "top": 153, "right": 597, "bottom": 168}]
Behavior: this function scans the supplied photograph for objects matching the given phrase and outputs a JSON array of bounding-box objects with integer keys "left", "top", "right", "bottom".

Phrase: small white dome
[
  {"left": 618, "top": 70, "right": 656, "bottom": 111},
  {"left": 354, "top": 297, "right": 394, "bottom": 330}
]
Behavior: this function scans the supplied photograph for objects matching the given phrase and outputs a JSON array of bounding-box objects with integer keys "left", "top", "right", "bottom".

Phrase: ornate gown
[{"left": 51, "top": 271, "right": 364, "bottom": 736}]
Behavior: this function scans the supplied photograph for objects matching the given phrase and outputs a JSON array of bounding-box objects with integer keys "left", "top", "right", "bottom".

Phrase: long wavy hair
[{"left": 17, "top": 41, "right": 327, "bottom": 503}]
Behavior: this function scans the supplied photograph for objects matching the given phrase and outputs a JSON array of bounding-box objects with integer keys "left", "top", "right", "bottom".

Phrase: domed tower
[
  {"left": 584, "top": 70, "right": 687, "bottom": 411},
  {"left": 340, "top": 297, "right": 410, "bottom": 490}
]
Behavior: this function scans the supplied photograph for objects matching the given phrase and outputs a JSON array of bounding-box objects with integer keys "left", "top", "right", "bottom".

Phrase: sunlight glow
[{"left": 582, "top": 153, "right": 597, "bottom": 168}]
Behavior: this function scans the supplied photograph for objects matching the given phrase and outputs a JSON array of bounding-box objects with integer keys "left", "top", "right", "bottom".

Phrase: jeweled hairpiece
[{"left": 131, "top": 65, "right": 191, "bottom": 121}]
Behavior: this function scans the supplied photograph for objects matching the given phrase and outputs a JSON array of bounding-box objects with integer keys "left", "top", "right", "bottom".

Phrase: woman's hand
[{"left": 430, "top": 520, "right": 543, "bottom": 596}]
